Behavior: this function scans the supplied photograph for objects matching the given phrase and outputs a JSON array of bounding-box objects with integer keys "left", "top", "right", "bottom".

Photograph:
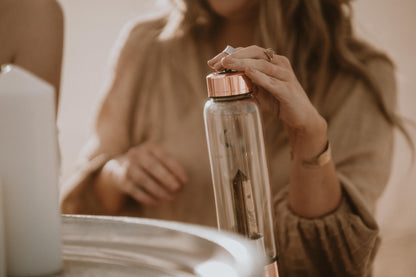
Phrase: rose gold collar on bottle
[{"left": 206, "top": 71, "right": 253, "bottom": 98}]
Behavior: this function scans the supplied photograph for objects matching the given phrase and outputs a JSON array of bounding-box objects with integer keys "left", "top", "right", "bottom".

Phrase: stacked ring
[{"left": 264, "top": 48, "right": 275, "bottom": 62}]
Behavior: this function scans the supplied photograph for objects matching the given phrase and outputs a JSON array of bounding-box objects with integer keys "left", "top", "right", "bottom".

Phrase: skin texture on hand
[
  {"left": 208, "top": 46, "right": 342, "bottom": 218},
  {"left": 94, "top": 142, "right": 188, "bottom": 213}
]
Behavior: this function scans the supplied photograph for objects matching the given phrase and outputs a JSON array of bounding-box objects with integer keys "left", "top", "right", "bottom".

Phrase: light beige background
[{"left": 57, "top": 1, "right": 416, "bottom": 276}]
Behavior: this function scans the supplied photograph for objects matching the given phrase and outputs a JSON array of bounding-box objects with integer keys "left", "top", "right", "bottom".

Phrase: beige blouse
[{"left": 61, "top": 17, "right": 396, "bottom": 276}]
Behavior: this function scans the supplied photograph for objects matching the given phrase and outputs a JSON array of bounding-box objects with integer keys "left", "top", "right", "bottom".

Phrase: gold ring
[{"left": 264, "top": 48, "right": 275, "bottom": 62}]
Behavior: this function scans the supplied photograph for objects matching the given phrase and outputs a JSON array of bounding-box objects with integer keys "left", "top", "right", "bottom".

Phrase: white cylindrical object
[
  {"left": 0, "top": 178, "right": 5, "bottom": 277},
  {"left": 0, "top": 65, "right": 62, "bottom": 276}
]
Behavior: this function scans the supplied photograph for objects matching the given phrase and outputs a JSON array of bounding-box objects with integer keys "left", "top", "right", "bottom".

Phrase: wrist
[
  {"left": 93, "top": 159, "right": 126, "bottom": 213},
  {"left": 290, "top": 112, "right": 328, "bottom": 163}
]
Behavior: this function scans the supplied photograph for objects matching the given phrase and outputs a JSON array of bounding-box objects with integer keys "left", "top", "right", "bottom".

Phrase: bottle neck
[{"left": 210, "top": 92, "right": 252, "bottom": 102}]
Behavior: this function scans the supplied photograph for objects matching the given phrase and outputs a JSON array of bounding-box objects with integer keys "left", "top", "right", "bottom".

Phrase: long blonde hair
[{"left": 169, "top": 0, "right": 413, "bottom": 149}]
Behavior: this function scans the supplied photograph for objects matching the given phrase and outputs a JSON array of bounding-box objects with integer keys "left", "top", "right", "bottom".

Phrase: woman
[{"left": 61, "top": 0, "right": 409, "bottom": 275}]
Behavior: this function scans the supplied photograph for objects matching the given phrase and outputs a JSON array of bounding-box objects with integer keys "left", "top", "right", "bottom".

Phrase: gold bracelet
[{"left": 301, "top": 141, "right": 332, "bottom": 169}]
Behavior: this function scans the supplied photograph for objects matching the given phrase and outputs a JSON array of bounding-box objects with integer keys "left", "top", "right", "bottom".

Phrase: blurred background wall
[
  {"left": 57, "top": 1, "right": 416, "bottom": 276},
  {"left": 352, "top": 1, "right": 416, "bottom": 276}
]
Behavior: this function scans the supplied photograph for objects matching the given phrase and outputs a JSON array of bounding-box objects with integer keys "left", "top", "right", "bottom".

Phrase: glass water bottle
[{"left": 204, "top": 71, "right": 279, "bottom": 277}]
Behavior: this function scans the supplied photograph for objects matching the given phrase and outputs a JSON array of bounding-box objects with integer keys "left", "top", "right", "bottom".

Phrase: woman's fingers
[
  {"left": 147, "top": 142, "right": 188, "bottom": 185},
  {"left": 222, "top": 57, "right": 291, "bottom": 82},
  {"left": 128, "top": 165, "right": 175, "bottom": 201},
  {"left": 226, "top": 45, "right": 271, "bottom": 61},
  {"left": 244, "top": 67, "right": 287, "bottom": 100},
  {"left": 137, "top": 151, "right": 184, "bottom": 193},
  {"left": 207, "top": 45, "right": 325, "bottom": 147},
  {"left": 104, "top": 142, "right": 188, "bottom": 207},
  {"left": 119, "top": 142, "right": 189, "bottom": 206},
  {"left": 207, "top": 52, "right": 228, "bottom": 70},
  {"left": 207, "top": 46, "right": 243, "bottom": 71},
  {"left": 209, "top": 45, "right": 292, "bottom": 72},
  {"left": 228, "top": 46, "right": 291, "bottom": 67},
  {"left": 254, "top": 87, "right": 281, "bottom": 117},
  {"left": 246, "top": 66, "right": 317, "bottom": 128},
  {"left": 124, "top": 180, "right": 158, "bottom": 206}
]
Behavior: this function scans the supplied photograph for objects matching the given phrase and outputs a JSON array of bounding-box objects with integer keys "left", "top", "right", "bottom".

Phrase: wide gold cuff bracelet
[{"left": 301, "top": 141, "right": 331, "bottom": 169}]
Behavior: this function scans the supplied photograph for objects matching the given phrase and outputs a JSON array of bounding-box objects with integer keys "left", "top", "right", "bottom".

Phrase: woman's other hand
[
  {"left": 94, "top": 142, "right": 188, "bottom": 213},
  {"left": 208, "top": 46, "right": 327, "bottom": 162}
]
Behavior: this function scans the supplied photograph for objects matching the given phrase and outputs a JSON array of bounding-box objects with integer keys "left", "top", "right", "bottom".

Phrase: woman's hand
[
  {"left": 209, "top": 46, "right": 342, "bottom": 218},
  {"left": 94, "top": 141, "right": 188, "bottom": 212},
  {"left": 208, "top": 45, "right": 327, "bottom": 161}
]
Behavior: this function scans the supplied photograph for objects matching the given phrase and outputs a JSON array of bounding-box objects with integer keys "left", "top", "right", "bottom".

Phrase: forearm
[
  {"left": 287, "top": 114, "right": 342, "bottom": 218},
  {"left": 93, "top": 159, "right": 127, "bottom": 213}
]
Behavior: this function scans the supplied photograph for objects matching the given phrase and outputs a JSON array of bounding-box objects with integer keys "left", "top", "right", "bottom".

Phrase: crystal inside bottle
[{"left": 204, "top": 71, "right": 279, "bottom": 276}]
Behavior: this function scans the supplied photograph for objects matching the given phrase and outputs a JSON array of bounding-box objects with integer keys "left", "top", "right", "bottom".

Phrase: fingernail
[{"left": 208, "top": 62, "right": 217, "bottom": 70}]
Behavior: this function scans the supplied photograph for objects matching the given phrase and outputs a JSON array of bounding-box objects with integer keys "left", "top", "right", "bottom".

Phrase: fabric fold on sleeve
[
  {"left": 273, "top": 177, "right": 380, "bottom": 277},
  {"left": 60, "top": 153, "right": 113, "bottom": 215}
]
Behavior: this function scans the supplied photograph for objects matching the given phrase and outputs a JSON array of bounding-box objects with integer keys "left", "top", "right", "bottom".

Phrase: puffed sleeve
[
  {"left": 274, "top": 58, "right": 397, "bottom": 276},
  {"left": 60, "top": 18, "right": 165, "bottom": 214}
]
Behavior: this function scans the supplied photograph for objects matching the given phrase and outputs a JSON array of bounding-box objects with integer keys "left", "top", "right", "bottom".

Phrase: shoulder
[
  {"left": 335, "top": 55, "right": 396, "bottom": 98},
  {"left": 129, "top": 16, "right": 168, "bottom": 39},
  {"left": 322, "top": 56, "right": 397, "bottom": 120},
  {"left": 109, "top": 15, "right": 170, "bottom": 71},
  {"left": 359, "top": 56, "right": 397, "bottom": 106},
  {"left": 119, "top": 16, "right": 169, "bottom": 53},
  {"left": 348, "top": 40, "right": 397, "bottom": 100},
  {"left": 105, "top": 16, "right": 169, "bottom": 83},
  {"left": 364, "top": 57, "right": 396, "bottom": 89}
]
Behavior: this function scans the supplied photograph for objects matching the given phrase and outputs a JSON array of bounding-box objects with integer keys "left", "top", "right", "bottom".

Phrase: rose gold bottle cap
[{"left": 206, "top": 71, "right": 253, "bottom": 97}]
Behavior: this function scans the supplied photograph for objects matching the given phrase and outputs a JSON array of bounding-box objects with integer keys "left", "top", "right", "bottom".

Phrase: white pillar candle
[
  {"left": 0, "top": 178, "right": 5, "bottom": 277},
  {"left": 0, "top": 65, "right": 62, "bottom": 276}
]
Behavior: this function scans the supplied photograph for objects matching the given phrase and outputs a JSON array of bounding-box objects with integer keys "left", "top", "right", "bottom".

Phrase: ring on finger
[{"left": 264, "top": 48, "right": 275, "bottom": 62}]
